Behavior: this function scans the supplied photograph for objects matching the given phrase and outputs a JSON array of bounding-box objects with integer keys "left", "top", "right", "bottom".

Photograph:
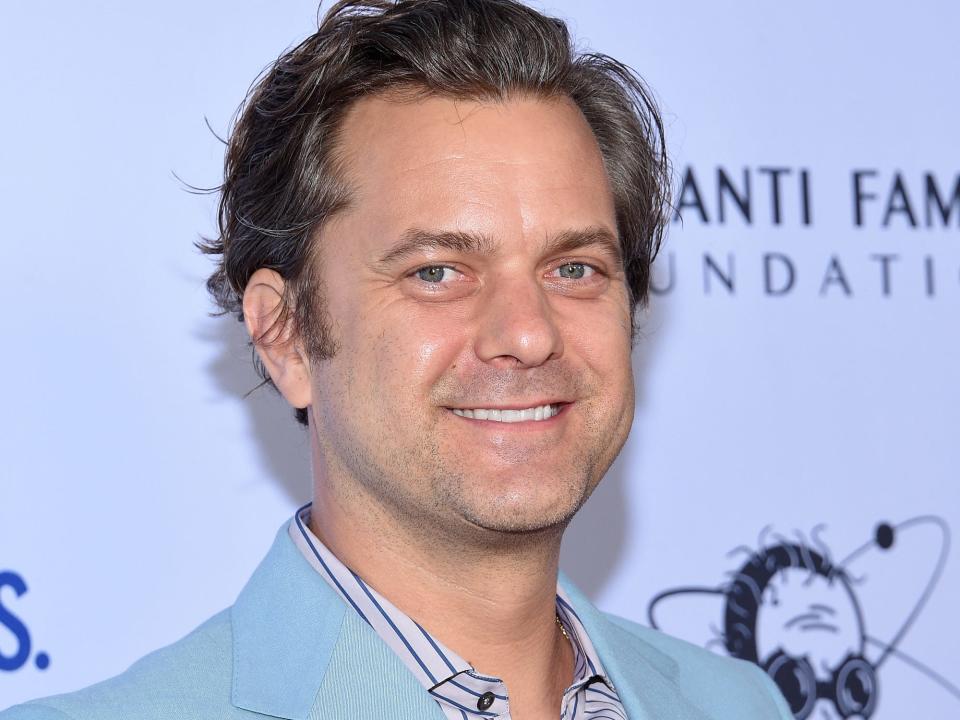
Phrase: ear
[{"left": 242, "top": 268, "right": 312, "bottom": 411}]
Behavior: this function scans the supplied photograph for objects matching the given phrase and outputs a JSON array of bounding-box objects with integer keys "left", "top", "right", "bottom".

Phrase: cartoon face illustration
[{"left": 647, "top": 517, "right": 957, "bottom": 719}]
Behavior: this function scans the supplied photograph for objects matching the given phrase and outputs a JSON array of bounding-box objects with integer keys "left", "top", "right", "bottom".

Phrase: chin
[
  {"left": 466, "top": 511, "right": 574, "bottom": 536},
  {"left": 457, "top": 483, "right": 591, "bottom": 536}
]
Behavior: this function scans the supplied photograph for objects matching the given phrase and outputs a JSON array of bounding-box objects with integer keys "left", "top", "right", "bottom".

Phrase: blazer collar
[
  {"left": 231, "top": 521, "right": 445, "bottom": 720},
  {"left": 232, "top": 521, "right": 711, "bottom": 720},
  {"left": 559, "top": 572, "right": 714, "bottom": 720},
  {"left": 231, "top": 522, "right": 347, "bottom": 719}
]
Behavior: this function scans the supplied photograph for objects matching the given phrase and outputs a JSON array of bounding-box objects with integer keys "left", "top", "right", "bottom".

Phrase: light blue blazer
[{"left": 2, "top": 523, "right": 792, "bottom": 720}]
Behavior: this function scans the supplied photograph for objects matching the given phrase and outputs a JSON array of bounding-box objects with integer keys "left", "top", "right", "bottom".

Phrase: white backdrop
[{"left": 1, "top": 1, "right": 957, "bottom": 717}]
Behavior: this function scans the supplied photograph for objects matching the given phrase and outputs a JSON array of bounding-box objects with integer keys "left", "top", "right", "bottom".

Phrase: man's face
[{"left": 306, "top": 93, "right": 634, "bottom": 540}]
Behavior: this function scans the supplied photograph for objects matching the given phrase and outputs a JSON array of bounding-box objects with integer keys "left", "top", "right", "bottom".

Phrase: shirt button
[{"left": 477, "top": 692, "right": 495, "bottom": 711}]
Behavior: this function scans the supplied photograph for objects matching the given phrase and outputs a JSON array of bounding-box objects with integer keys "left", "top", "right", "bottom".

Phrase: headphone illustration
[
  {"left": 763, "top": 649, "right": 878, "bottom": 718},
  {"left": 647, "top": 518, "right": 957, "bottom": 719},
  {"left": 647, "top": 515, "right": 960, "bottom": 720},
  {"left": 719, "top": 540, "right": 878, "bottom": 718}
]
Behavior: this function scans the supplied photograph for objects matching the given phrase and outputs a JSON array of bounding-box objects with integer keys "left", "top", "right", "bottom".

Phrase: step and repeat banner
[{"left": 1, "top": 1, "right": 957, "bottom": 717}]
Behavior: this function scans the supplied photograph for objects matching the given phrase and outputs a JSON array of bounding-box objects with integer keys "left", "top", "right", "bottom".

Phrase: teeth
[{"left": 451, "top": 404, "right": 559, "bottom": 422}]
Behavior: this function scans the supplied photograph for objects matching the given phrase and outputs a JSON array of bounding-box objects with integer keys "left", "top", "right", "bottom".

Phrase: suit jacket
[{"left": 2, "top": 522, "right": 792, "bottom": 720}]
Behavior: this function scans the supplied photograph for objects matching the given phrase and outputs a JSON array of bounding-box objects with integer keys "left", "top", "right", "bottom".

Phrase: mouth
[{"left": 448, "top": 403, "right": 567, "bottom": 423}]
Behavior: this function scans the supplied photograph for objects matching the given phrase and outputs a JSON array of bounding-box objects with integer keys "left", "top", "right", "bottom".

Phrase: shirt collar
[
  {"left": 231, "top": 515, "right": 701, "bottom": 720},
  {"left": 289, "top": 502, "right": 617, "bottom": 714}
]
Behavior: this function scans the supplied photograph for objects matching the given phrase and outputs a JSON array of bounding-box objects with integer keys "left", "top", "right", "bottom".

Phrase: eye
[
  {"left": 553, "top": 262, "right": 595, "bottom": 280},
  {"left": 414, "top": 265, "right": 457, "bottom": 283}
]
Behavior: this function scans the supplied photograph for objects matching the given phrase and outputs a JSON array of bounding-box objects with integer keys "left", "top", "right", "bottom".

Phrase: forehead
[{"left": 330, "top": 92, "right": 617, "bottom": 249}]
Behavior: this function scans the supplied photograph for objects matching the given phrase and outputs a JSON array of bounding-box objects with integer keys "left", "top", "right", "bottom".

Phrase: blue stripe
[
  {"left": 574, "top": 652, "right": 587, "bottom": 678},
  {"left": 294, "top": 506, "right": 626, "bottom": 720},
  {"left": 583, "top": 700, "right": 625, "bottom": 719},
  {"left": 414, "top": 620, "right": 459, "bottom": 675},
  {"left": 466, "top": 669, "right": 502, "bottom": 683},
  {"left": 430, "top": 691, "right": 497, "bottom": 717},
  {"left": 556, "top": 595, "right": 583, "bottom": 622},
  {"left": 449, "top": 678, "right": 508, "bottom": 701},
  {"left": 295, "top": 508, "right": 371, "bottom": 625},
  {"left": 557, "top": 598, "right": 598, "bottom": 676},
  {"left": 352, "top": 571, "right": 440, "bottom": 685}
]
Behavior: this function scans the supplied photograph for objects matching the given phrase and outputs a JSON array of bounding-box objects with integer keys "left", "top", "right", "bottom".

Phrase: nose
[{"left": 473, "top": 273, "right": 564, "bottom": 368}]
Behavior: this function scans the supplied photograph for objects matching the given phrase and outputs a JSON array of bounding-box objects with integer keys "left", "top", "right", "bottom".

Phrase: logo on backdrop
[
  {"left": 654, "top": 166, "right": 959, "bottom": 299},
  {"left": 0, "top": 570, "right": 49, "bottom": 672},
  {"left": 647, "top": 517, "right": 958, "bottom": 719}
]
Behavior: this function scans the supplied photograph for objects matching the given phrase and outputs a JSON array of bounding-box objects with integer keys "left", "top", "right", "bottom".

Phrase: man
[{"left": 3, "top": 1, "right": 791, "bottom": 718}]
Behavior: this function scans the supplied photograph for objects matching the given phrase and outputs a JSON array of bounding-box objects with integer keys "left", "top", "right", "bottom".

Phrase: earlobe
[{"left": 242, "top": 268, "right": 313, "bottom": 411}]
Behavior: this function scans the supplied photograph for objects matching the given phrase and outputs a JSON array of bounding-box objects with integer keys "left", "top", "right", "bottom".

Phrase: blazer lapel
[
  {"left": 232, "top": 522, "right": 713, "bottom": 720},
  {"left": 310, "top": 610, "right": 447, "bottom": 720},
  {"left": 230, "top": 522, "right": 444, "bottom": 720},
  {"left": 559, "top": 573, "right": 716, "bottom": 720}
]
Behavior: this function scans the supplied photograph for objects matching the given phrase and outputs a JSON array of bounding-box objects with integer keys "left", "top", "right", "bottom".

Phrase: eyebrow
[
  {"left": 543, "top": 226, "right": 623, "bottom": 265},
  {"left": 376, "top": 228, "right": 499, "bottom": 267},
  {"left": 376, "top": 225, "right": 622, "bottom": 267}
]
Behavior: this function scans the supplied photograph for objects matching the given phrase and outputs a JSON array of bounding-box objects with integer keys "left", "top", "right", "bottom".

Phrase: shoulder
[
  {"left": 602, "top": 611, "right": 794, "bottom": 720},
  {"left": 1, "top": 609, "right": 236, "bottom": 720}
]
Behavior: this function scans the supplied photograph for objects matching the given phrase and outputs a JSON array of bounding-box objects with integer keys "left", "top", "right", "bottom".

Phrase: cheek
[
  {"left": 352, "top": 302, "right": 469, "bottom": 406},
  {"left": 563, "top": 299, "right": 633, "bottom": 380}
]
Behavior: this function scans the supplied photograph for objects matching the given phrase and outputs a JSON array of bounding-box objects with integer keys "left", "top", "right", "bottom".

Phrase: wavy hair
[{"left": 200, "top": 0, "right": 670, "bottom": 425}]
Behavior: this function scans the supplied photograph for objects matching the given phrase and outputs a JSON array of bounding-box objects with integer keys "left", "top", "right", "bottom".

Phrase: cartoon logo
[
  {"left": 0, "top": 570, "right": 49, "bottom": 672},
  {"left": 648, "top": 517, "right": 957, "bottom": 718}
]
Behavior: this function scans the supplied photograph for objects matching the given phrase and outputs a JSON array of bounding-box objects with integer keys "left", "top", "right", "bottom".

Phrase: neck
[{"left": 308, "top": 443, "right": 574, "bottom": 718}]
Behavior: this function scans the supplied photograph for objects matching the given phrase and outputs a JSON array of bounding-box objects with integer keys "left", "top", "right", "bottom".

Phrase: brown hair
[{"left": 201, "top": 0, "right": 670, "bottom": 425}]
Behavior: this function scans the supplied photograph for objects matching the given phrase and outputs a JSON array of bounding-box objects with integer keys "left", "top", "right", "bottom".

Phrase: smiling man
[{"left": 2, "top": 1, "right": 792, "bottom": 719}]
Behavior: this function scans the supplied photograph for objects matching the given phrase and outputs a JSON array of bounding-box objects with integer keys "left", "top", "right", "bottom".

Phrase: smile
[{"left": 450, "top": 404, "right": 560, "bottom": 422}]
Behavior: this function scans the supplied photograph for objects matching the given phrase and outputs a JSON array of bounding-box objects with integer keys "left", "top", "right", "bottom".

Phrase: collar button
[{"left": 477, "top": 691, "right": 495, "bottom": 711}]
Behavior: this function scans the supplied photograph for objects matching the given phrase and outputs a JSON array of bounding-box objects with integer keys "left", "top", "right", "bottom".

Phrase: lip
[{"left": 444, "top": 400, "right": 571, "bottom": 412}]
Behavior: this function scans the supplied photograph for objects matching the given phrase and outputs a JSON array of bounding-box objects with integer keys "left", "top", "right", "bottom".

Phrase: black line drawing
[{"left": 647, "top": 517, "right": 957, "bottom": 719}]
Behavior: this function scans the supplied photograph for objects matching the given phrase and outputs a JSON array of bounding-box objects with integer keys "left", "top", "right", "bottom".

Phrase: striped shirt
[{"left": 290, "top": 503, "right": 628, "bottom": 720}]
